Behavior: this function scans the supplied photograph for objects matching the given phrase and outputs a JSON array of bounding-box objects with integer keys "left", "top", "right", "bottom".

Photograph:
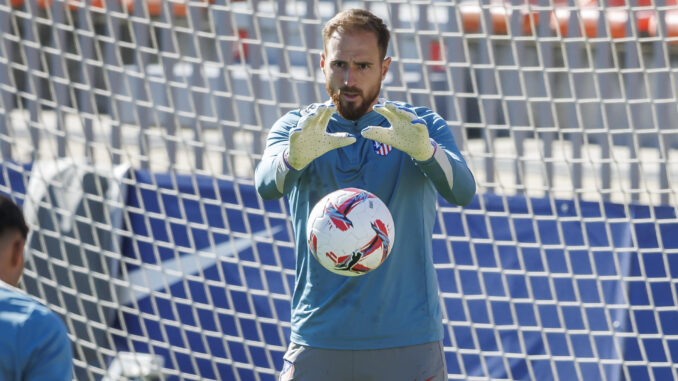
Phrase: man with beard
[{"left": 255, "top": 8, "right": 476, "bottom": 381}]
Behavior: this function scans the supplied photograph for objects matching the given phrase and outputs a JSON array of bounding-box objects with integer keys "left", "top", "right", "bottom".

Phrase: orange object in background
[
  {"left": 635, "top": 0, "right": 654, "bottom": 33},
  {"left": 64, "top": 0, "right": 106, "bottom": 10},
  {"left": 108, "top": 0, "right": 168, "bottom": 16},
  {"left": 174, "top": 1, "right": 188, "bottom": 17},
  {"left": 460, "top": 3, "right": 482, "bottom": 33},
  {"left": 146, "top": 0, "right": 161, "bottom": 15},
  {"left": 21, "top": 0, "right": 127, "bottom": 11},
  {"left": 9, "top": 0, "right": 214, "bottom": 15},
  {"left": 550, "top": 0, "right": 570, "bottom": 36},
  {"left": 173, "top": 0, "right": 210, "bottom": 17},
  {"left": 13, "top": 0, "right": 675, "bottom": 38},
  {"left": 648, "top": 0, "right": 678, "bottom": 40},
  {"left": 489, "top": 5, "right": 509, "bottom": 34},
  {"left": 648, "top": 6, "right": 678, "bottom": 42},
  {"left": 578, "top": 0, "right": 628, "bottom": 39},
  {"left": 521, "top": 9, "right": 540, "bottom": 35},
  {"left": 461, "top": 0, "right": 659, "bottom": 39},
  {"left": 459, "top": 1, "right": 539, "bottom": 35},
  {"left": 606, "top": 8, "right": 629, "bottom": 38},
  {"left": 144, "top": 0, "right": 214, "bottom": 17}
]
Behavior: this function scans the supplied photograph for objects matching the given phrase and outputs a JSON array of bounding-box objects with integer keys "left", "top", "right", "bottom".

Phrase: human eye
[{"left": 332, "top": 61, "right": 346, "bottom": 69}]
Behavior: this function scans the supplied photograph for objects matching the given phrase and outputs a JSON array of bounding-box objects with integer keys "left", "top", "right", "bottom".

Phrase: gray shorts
[{"left": 278, "top": 341, "right": 447, "bottom": 381}]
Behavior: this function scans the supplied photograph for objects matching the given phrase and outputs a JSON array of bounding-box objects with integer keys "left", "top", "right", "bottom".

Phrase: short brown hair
[
  {"left": 0, "top": 194, "right": 28, "bottom": 240},
  {"left": 322, "top": 9, "right": 390, "bottom": 60}
]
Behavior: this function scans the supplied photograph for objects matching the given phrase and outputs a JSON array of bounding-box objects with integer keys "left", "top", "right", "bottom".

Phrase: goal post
[{"left": 1, "top": 0, "right": 677, "bottom": 380}]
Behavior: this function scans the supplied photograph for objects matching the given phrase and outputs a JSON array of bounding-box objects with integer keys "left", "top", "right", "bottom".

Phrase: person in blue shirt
[
  {"left": 0, "top": 194, "right": 73, "bottom": 381},
  {"left": 255, "top": 8, "right": 476, "bottom": 381}
]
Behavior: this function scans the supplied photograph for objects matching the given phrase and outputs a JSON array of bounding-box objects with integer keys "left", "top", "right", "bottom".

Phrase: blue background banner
[{"left": 2, "top": 164, "right": 676, "bottom": 381}]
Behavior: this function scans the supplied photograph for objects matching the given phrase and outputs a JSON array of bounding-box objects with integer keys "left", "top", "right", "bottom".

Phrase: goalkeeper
[{"left": 255, "top": 8, "right": 476, "bottom": 381}]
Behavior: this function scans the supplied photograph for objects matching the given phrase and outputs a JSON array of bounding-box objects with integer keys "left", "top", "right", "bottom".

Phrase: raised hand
[
  {"left": 286, "top": 104, "right": 356, "bottom": 170},
  {"left": 361, "top": 102, "right": 434, "bottom": 161}
]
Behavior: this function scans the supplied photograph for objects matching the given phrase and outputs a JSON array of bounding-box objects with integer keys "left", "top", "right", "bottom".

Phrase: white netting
[{"left": 1, "top": 0, "right": 678, "bottom": 380}]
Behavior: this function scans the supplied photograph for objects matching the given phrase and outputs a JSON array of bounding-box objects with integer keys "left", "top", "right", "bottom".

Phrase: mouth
[{"left": 341, "top": 92, "right": 360, "bottom": 102}]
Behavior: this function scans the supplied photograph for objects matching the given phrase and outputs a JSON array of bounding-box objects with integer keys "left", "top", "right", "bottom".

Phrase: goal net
[{"left": 1, "top": 0, "right": 677, "bottom": 380}]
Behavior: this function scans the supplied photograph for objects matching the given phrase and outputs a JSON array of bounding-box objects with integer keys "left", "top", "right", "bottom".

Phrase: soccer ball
[{"left": 306, "top": 188, "right": 395, "bottom": 276}]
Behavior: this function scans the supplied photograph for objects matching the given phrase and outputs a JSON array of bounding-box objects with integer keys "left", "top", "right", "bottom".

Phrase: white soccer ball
[{"left": 306, "top": 188, "right": 395, "bottom": 276}]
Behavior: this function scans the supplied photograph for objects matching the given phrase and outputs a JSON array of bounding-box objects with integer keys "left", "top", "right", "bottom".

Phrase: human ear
[{"left": 381, "top": 57, "right": 391, "bottom": 80}]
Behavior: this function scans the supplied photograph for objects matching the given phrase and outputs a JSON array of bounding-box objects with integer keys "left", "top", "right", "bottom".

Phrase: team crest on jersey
[{"left": 372, "top": 141, "right": 393, "bottom": 156}]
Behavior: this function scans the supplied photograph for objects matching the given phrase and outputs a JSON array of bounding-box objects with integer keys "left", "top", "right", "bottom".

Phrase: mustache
[{"left": 337, "top": 87, "right": 363, "bottom": 96}]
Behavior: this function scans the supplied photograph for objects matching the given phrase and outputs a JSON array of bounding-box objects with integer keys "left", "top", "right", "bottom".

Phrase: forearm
[
  {"left": 254, "top": 149, "right": 302, "bottom": 200},
  {"left": 415, "top": 143, "right": 476, "bottom": 206}
]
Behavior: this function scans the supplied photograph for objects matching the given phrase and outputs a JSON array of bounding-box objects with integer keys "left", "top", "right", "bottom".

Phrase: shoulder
[
  {"left": 0, "top": 287, "right": 65, "bottom": 335},
  {"left": 0, "top": 288, "right": 69, "bottom": 356},
  {"left": 0, "top": 287, "right": 72, "bottom": 380},
  {"left": 25, "top": 302, "right": 67, "bottom": 335},
  {"left": 19, "top": 297, "right": 70, "bottom": 364},
  {"left": 272, "top": 107, "right": 305, "bottom": 132},
  {"left": 0, "top": 286, "right": 41, "bottom": 321}
]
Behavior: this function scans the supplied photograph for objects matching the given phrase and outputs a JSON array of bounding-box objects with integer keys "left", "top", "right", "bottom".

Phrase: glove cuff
[
  {"left": 282, "top": 149, "right": 300, "bottom": 171},
  {"left": 413, "top": 139, "right": 437, "bottom": 162}
]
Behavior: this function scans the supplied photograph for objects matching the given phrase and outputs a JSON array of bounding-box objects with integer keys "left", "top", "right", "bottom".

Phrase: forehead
[{"left": 324, "top": 30, "right": 381, "bottom": 61}]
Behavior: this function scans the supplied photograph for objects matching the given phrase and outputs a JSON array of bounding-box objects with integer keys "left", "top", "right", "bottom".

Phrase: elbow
[
  {"left": 447, "top": 170, "right": 476, "bottom": 207},
  {"left": 450, "top": 166, "right": 477, "bottom": 207},
  {"left": 255, "top": 184, "right": 271, "bottom": 200},
  {"left": 455, "top": 189, "right": 476, "bottom": 207},
  {"left": 457, "top": 178, "right": 477, "bottom": 207},
  {"left": 254, "top": 180, "right": 273, "bottom": 201},
  {"left": 440, "top": 186, "right": 475, "bottom": 207},
  {"left": 444, "top": 188, "right": 475, "bottom": 207},
  {"left": 257, "top": 188, "right": 282, "bottom": 201},
  {"left": 254, "top": 170, "right": 283, "bottom": 201}
]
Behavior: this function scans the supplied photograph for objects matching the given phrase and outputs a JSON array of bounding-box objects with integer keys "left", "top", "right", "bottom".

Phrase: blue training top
[
  {"left": 255, "top": 100, "right": 476, "bottom": 350},
  {"left": 0, "top": 280, "right": 73, "bottom": 381}
]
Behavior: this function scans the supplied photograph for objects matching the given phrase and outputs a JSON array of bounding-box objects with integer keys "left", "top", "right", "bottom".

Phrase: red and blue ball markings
[
  {"left": 370, "top": 219, "right": 391, "bottom": 263},
  {"left": 309, "top": 232, "right": 318, "bottom": 257},
  {"left": 326, "top": 188, "right": 374, "bottom": 231},
  {"left": 326, "top": 220, "right": 391, "bottom": 275}
]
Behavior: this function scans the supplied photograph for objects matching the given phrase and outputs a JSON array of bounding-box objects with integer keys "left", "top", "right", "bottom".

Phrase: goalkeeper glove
[
  {"left": 361, "top": 102, "right": 435, "bottom": 161},
  {"left": 285, "top": 104, "right": 356, "bottom": 170}
]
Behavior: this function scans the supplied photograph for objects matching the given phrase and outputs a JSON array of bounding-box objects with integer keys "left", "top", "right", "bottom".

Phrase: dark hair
[
  {"left": 0, "top": 194, "right": 28, "bottom": 239},
  {"left": 322, "top": 9, "right": 390, "bottom": 60}
]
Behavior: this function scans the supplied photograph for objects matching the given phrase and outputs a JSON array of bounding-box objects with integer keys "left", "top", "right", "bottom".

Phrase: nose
[{"left": 343, "top": 67, "right": 358, "bottom": 87}]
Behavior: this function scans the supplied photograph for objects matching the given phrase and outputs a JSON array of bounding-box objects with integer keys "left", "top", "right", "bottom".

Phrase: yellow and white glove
[
  {"left": 361, "top": 102, "right": 435, "bottom": 161},
  {"left": 285, "top": 104, "right": 356, "bottom": 170}
]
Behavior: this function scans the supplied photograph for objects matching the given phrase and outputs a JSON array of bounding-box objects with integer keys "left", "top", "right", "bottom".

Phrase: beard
[{"left": 327, "top": 83, "right": 381, "bottom": 121}]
